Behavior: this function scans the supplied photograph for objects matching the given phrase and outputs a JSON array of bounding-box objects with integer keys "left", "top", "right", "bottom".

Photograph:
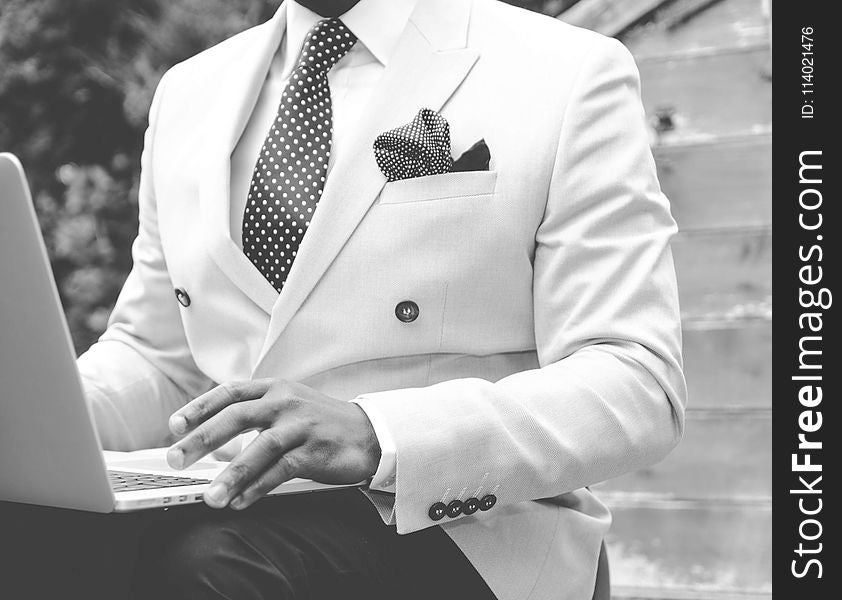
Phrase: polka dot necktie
[{"left": 243, "top": 19, "right": 357, "bottom": 292}]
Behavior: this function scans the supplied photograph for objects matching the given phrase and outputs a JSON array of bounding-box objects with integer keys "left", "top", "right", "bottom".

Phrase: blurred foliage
[{"left": 0, "top": 0, "right": 569, "bottom": 354}]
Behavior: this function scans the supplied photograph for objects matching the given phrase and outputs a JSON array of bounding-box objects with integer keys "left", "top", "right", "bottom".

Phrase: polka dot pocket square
[{"left": 373, "top": 108, "right": 490, "bottom": 182}]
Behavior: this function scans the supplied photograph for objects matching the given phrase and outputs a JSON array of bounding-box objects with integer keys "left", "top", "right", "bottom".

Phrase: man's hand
[{"left": 166, "top": 379, "right": 381, "bottom": 510}]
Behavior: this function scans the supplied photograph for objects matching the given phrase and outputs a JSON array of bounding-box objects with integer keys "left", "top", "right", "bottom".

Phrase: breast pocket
[{"left": 377, "top": 171, "right": 497, "bottom": 205}]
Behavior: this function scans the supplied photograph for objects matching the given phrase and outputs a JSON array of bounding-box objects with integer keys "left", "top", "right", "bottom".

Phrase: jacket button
[
  {"left": 479, "top": 494, "right": 497, "bottom": 511},
  {"left": 395, "top": 300, "right": 419, "bottom": 323},
  {"left": 428, "top": 502, "right": 447, "bottom": 521},
  {"left": 174, "top": 288, "right": 191, "bottom": 307},
  {"left": 446, "top": 500, "right": 464, "bottom": 518},
  {"left": 462, "top": 497, "right": 480, "bottom": 515}
]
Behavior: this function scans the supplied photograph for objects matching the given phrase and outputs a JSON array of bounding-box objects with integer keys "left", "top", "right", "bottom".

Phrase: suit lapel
[
  {"left": 255, "top": 0, "right": 478, "bottom": 368},
  {"left": 198, "top": 4, "right": 288, "bottom": 315}
]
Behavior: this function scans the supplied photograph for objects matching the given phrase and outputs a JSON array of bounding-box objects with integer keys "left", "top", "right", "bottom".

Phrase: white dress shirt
[{"left": 228, "top": 0, "right": 419, "bottom": 493}]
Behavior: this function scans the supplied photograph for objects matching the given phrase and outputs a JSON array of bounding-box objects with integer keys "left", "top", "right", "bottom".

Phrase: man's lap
[{"left": 0, "top": 490, "right": 495, "bottom": 600}]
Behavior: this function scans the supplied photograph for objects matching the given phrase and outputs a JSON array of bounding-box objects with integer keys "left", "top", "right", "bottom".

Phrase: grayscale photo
[{"left": 0, "top": 1, "right": 773, "bottom": 599}]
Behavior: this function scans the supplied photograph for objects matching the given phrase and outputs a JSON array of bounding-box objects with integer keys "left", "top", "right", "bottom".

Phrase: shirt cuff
[{"left": 350, "top": 398, "right": 396, "bottom": 493}]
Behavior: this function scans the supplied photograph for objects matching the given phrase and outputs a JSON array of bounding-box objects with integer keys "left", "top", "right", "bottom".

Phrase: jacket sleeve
[
  {"left": 353, "top": 38, "right": 687, "bottom": 534},
  {"left": 77, "top": 69, "right": 213, "bottom": 451}
]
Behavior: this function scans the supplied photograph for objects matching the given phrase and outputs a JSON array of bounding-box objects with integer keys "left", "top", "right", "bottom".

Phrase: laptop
[{"left": 0, "top": 153, "right": 363, "bottom": 512}]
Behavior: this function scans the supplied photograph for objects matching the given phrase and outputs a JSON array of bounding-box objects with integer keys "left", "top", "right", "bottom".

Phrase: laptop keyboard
[{"left": 108, "top": 470, "right": 211, "bottom": 493}]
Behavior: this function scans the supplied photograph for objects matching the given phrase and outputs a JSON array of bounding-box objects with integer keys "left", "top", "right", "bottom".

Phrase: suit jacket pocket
[{"left": 378, "top": 171, "right": 497, "bottom": 205}]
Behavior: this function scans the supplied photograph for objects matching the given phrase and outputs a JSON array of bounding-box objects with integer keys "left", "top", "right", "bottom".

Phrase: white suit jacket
[{"left": 78, "top": 1, "right": 687, "bottom": 598}]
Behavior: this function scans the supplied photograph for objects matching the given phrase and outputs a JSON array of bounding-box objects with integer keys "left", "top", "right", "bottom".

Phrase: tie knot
[{"left": 297, "top": 19, "right": 357, "bottom": 74}]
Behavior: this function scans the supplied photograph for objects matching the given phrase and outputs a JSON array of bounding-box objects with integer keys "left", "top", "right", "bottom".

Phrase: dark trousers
[{"left": 0, "top": 489, "right": 496, "bottom": 600}]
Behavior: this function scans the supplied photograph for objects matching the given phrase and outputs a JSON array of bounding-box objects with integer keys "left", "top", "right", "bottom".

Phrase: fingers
[
  {"left": 204, "top": 428, "right": 307, "bottom": 509},
  {"left": 168, "top": 399, "right": 267, "bottom": 469},
  {"left": 169, "top": 379, "right": 272, "bottom": 436},
  {"left": 229, "top": 449, "right": 310, "bottom": 510}
]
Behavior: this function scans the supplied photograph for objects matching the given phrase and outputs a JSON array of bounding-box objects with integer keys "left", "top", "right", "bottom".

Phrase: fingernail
[
  {"left": 230, "top": 496, "right": 244, "bottom": 510},
  {"left": 166, "top": 447, "right": 184, "bottom": 470},
  {"left": 169, "top": 414, "right": 187, "bottom": 435},
  {"left": 205, "top": 483, "right": 228, "bottom": 506}
]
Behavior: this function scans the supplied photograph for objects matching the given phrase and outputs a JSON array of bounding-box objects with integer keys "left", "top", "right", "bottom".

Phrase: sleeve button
[
  {"left": 446, "top": 500, "right": 464, "bottom": 518},
  {"left": 428, "top": 502, "right": 447, "bottom": 521},
  {"left": 479, "top": 494, "right": 497, "bottom": 511},
  {"left": 462, "top": 497, "right": 480, "bottom": 515}
]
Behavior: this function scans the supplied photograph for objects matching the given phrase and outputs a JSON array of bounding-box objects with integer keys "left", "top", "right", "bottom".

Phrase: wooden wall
[{"left": 560, "top": 1, "right": 772, "bottom": 598}]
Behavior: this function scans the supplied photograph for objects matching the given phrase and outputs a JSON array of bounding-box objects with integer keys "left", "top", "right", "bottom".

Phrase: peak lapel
[
  {"left": 255, "top": 0, "right": 479, "bottom": 371},
  {"left": 198, "top": 5, "right": 287, "bottom": 315}
]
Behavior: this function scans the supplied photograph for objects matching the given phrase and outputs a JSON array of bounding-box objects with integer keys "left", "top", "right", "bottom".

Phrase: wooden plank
[
  {"left": 594, "top": 410, "right": 771, "bottom": 499},
  {"left": 623, "top": 0, "right": 770, "bottom": 58},
  {"left": 682, "top": 320, "right": 771, "bottom": 410},
  {"left": 655, "top": 135, "right": 771, "bottom": 231},
  {"left": 672, "top": 228, "right": 771, "bottom": 322},
  {"left": 614, "top": 585, "right": 772, "bottom": 600},
  {"left": 657, "top": 0, "right": 728, "bottom": 29},
  {"left": 558, "top": 0, "right": 670, "bottom": 36},
  {"left": 606, "top": 503, "right": 771, "bottom": 593},
  {"left": 637, "top": 46, "right": 771, "bottom": 140}
]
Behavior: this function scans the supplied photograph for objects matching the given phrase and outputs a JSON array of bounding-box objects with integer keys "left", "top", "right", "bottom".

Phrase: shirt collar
[{"left": 285, "top": 0, "right": 419, "bottom": 68}]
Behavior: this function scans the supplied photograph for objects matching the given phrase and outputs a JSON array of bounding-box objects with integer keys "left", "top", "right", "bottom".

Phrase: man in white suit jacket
[{"left": 77, "top": 0, "right": 687, "bottom": 598}]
